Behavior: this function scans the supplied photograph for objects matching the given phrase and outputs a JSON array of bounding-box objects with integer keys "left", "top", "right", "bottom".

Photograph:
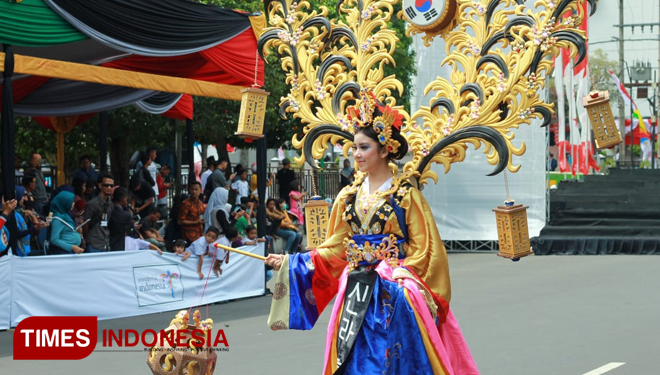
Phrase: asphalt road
[{"left": 1, "top": 253, "right": 658, "bottom": 374}]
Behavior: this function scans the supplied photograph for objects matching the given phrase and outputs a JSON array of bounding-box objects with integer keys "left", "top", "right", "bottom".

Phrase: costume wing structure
[
  {"left": 404, "top": 0, "right": 597, "bottom": 187},
  {"left": 258, "top": 0, "right": 408, "bottom": 168},
  {"left": 258, "top": 0, "right": 596, "bottom": 185}
]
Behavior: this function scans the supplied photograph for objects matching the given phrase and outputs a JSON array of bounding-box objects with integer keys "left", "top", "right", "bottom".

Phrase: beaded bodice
[{"left": 342, "top": 181, "right": 410, "bottom": 237}]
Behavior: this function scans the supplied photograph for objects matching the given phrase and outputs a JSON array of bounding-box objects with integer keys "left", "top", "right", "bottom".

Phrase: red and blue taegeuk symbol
[{"left": 415, "top": 0, "right": 432, "bottom": 12}]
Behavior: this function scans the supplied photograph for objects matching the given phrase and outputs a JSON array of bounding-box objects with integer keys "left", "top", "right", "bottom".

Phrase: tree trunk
[
  {"left": 109, "top": 115, "right": 130, "bottom": 188},
  {"left": 201, "top": 143, "right": 208, "bottom": 168},
  {"left": 240, "top": 148, "right": 249, "bottom": 172}
]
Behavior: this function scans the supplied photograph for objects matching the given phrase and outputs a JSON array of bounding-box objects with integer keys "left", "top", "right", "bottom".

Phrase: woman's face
[
  {"left": 267, "top": 201, "right": 275, "bottom": 210},
  {"left": 353, "top": 132, "right": 387, "bottom": 174}
]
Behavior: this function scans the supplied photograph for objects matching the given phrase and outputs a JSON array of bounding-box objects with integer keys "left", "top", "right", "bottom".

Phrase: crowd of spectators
[{"left": 1, "top": 150, "right": 309, "bottom": 284}]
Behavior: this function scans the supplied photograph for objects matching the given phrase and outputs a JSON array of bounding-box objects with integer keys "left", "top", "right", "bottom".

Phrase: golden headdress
[{"left": 258, "top": 0, "right": 596, "bottom": 187}]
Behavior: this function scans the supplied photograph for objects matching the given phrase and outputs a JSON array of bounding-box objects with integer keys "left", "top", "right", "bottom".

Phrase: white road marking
[{"left": 581, "top": 362, "right": 626, "bottom": 375}]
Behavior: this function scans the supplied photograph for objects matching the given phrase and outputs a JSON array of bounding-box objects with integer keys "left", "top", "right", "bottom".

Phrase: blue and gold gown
[{"left": 268, "top": 175, "right": 479, "bottom": 375}]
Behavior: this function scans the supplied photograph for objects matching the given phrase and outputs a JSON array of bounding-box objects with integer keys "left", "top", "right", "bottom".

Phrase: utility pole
[
  {"left": 618, "top": 0, "right": 626, "bottom": 160},
  {"left": 656, "top": 1, "right": 660, "bottom": 168}
]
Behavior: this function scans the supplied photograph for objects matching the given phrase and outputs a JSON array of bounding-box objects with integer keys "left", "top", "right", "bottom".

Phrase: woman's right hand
[
  {"left": 1, "top": 197, "right": 17, "bottom": 216},
  {"left": 71, "top": 245, "right": 85, "bottom": 254},
  {"left": 265, "top": 254, "right": 285, "bottom": 271}
]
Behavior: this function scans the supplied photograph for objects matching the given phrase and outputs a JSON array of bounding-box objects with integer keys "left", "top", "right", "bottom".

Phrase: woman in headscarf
[
  {"left": 204, "top": 187, "right": 230, "bottom": 234},
  {"left": 11, "top": 187, "right": 45, "bottom": 256},
  {"left": 49, "top": 191, "right": 84, "bottom": 254}
]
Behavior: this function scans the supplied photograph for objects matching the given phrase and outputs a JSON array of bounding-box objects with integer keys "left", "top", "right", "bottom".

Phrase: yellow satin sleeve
[
  {"left": 400, "top": 186, "right": 452, "bottom": 304},
  {"left": 316, "top": 190, "right": 351, "bottom": 279}
]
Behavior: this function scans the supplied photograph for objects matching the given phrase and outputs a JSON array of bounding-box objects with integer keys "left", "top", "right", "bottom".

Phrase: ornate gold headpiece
[
  {"left": 343, "top": 89, "right": 405, "bottom": 154},
  {"left": 258, "top": 0, "right": 596, "bottom": 186}
]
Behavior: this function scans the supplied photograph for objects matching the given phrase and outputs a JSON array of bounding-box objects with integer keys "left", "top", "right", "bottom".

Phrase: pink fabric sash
[{"left": 322, "top": 261, "right": 480, "bottom": 374}]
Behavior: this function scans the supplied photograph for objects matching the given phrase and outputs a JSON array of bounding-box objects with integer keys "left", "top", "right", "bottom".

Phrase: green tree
[
  {"left": 202, "top": 0, "right": 417, "bottom": 139},
  {"left": 589, "top": 48, "right": 620, "bottom": 107},
  {"left": 15, "top": 0, "right": 417, "bottom": 184}
]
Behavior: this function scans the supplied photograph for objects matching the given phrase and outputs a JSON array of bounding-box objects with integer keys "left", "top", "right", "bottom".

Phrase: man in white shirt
[
  {"left": 231, "top": 169, "right": 250, "bottom": 203},
  {"left": 201, "top": 156, "right": 215, "bottom": 191},
  {"left": 146, "top": 147, "right": 159, "bottom": 198}
]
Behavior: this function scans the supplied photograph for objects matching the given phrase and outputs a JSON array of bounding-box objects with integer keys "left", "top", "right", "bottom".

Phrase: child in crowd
[
  {"left": 173, "top": 239, "right": 191, "bottom": 261},
  {"left": 226, "top": 226, "right": 242, "bottom": 248},
  {"left": 124, "top": 235, "right": 163, "bottom": 255},
  {"left": 186, "top": 226, "right": 221, "bottom": 280},
  {"left": 212, "top": 228, "right": 231, "bottom": 277},
  {"left": 243, "top": 225, "right": 266, "bottom": 246},
  {"left": 242, "top": 225, "right": 273, "bottom": 283}
]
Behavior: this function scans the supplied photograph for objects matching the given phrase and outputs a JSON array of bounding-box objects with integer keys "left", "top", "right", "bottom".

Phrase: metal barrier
[
  {"left": 443, "top": 240, "right": 499, "bottom": 253},
  {"left": 266, "top": 167, "right": 342, "bottom": 203}
]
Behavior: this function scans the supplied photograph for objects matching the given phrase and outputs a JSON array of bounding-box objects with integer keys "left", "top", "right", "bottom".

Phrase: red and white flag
[{"left": 553, "top": 2, "right": 598, "bottom": 175}]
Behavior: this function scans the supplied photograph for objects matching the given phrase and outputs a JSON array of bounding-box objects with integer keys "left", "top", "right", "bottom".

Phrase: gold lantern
[
  {"left": 493, "top": 200, "right": 532, "bottom": 260},
  {"left": 236, "top": 87, "right": 270, "bottom": 139},
  {"left": 304, "top": 197, "right": 330, "bottom": 250},
  {"left": 582, "top": 90, "right": 622, "bottom": 149}
]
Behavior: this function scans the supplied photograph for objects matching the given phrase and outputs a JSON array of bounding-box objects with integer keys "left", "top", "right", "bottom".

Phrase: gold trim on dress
[{"left": 344, "top": 234, "right": 400, "bottom": 271}]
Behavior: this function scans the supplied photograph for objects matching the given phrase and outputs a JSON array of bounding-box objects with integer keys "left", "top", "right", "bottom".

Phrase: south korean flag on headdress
[{"left": 403, "top": 0, "right": 445, "bottom": 26}]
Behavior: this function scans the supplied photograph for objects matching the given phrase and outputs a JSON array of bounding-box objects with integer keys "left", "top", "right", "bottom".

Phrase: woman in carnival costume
[
  {"left": 265, "top": 94, "right": 479, "bottom": 375},
  {"left": 259, "top": 0, "right": 592, "bottom": 372}
]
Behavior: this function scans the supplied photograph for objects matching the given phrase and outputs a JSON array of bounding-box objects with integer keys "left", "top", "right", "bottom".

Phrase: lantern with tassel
[
  {"left": 493, "top": 200, "right": 532, "bottom": 260},
  {"left": 236, "top": 50, "right": 269, "bottom": 139},
  {"left": 583, "top": 90, "right": 622, "bottom": 149},
  {"left": 493, "top": 172, "right": 531, "bottom": 260},
  {"left": 304, "top": 196, "right": 330, "bottom": 250},
  {"left": 236, "top": 87, "right": 269, "bottom": 139}
]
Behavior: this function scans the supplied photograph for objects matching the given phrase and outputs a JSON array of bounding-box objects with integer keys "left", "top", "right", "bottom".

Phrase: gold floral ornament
[
  {"left": 403, "top": 0, "right": 598, "bottom": 187},
  {"left": 259, "top": 0, "right": 597, "bottom": 189},
  {"left": 344, "top": 234, "right": 401, "bottom": 271},
  {"left": 258, "top": 0, "right": 408, "bottom": 169}
]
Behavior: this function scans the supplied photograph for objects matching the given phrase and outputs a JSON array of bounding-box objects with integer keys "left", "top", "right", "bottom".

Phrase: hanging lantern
[
  {"left": 582, "top": 90, "right": 622, "bottom": 149},
  {"left": 236, "top": 87, "right": 270, "bottom": 139},
  {"left": 147, "top": 310, "right": 217, "bottom": 375},
  {"left": 493, "top": 200, "right": 532, "bottom": 260},
  {"left": 304, "top": 196, "right": 330, "bottom": 250}
]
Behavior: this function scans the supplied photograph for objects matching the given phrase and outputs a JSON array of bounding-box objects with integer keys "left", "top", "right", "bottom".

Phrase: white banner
[
  {"left": 9, "top": 243, "right": 265, "bottom": 327},
  {"left": 0, "top": 256, "right": 10, "bottom": 330}
]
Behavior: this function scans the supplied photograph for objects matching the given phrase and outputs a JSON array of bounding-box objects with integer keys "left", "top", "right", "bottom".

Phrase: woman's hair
[
  {"left": 275, "top": 198, "right": 286, "bottom": 211},
  {"left": 140, "top": 152, "right": 150, "bottom": 165},
  {"left": 72, "top": 177, "right": 85, "bottom": 197},
  {"left": 355, "top": 107, "right": 408, "bottom": 160}
]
